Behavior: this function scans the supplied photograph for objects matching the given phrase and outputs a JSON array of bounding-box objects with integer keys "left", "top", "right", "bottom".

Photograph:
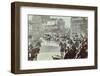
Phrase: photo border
[{"left": 11, "top": 2, "right": 98, "bottom": 74}]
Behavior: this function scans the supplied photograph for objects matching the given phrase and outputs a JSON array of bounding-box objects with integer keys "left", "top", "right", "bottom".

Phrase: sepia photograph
[
  {"left": 28, "top": 15, "right": 88, "bottom": 61},
  {"left": 11, "top": 2, "right": 97, "bottom": 73}
]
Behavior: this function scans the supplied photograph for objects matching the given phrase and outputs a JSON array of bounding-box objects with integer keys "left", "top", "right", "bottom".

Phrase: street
[{"left": 37, "top": 39, "right": 60, "bottom": 60}]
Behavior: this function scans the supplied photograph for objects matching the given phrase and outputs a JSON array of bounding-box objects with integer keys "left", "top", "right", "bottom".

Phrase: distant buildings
[
  {"left": 71, "top": 17, "right": 88, "bottom": 37},
  {"left": 28, "top": 15, "right": 88, "bottom": 43}
]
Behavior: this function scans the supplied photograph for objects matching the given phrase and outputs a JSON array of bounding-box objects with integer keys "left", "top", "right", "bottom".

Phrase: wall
[{"left": 0, "top": 0, "right": 100, "bottom": 76}]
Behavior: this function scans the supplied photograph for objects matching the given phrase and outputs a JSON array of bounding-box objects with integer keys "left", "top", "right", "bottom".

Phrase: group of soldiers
[{"left": 59, "top": 34, "right": 88, "bottom": 59}]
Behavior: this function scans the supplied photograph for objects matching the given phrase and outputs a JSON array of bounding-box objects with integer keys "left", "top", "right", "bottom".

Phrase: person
[
  {"left": 34, "top": 40, "right": 42, "bottom": 60},
  {"left": 28, "top": 44, "right": 33, "bottom": 60},
  {"left": 79, "top": 38, "right": 88, "bottom": 58},
  {"left": 64, "top": 43, "right": 77, "bottom": 59},
  {"left": 29, "top": 40, "right": 42, "bottom": 60},
  {"left": 75, "top": 38, "right": 88, "bottom": 58},
  {"left": 59, "top": 39, "right": 66, "bottom": 59},
  {"left": 31, "top": 48, "right": 39, "bottom": 60}
]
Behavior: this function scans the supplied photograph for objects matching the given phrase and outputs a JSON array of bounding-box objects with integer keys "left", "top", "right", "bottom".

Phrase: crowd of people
[
  {"left": 28, "top": 33, "right": 88, "bottom": 61},
  {"left": 58, "top": 34, "right": 88, "bottom": 59}
]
